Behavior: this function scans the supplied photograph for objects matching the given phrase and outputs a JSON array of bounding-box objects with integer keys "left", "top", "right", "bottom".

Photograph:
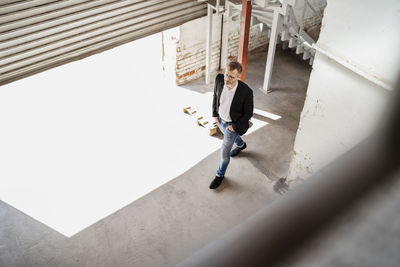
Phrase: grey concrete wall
[{"left": 287, "top": 0, "right": 400, "bottom": 182}]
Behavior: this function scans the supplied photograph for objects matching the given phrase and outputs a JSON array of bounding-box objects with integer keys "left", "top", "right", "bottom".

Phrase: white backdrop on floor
[{"left": 0, "top": 33, "right": 268, "bottom": 237}]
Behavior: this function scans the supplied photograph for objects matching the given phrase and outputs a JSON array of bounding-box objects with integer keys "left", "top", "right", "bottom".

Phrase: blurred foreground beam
[{"left": 177, "top": 79, "right": 400, "bottom": 266}]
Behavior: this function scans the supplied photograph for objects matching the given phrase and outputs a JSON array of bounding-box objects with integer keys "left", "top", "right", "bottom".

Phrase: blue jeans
[{"left": 216, "top": 117, "right": 245, "bottom": 177}]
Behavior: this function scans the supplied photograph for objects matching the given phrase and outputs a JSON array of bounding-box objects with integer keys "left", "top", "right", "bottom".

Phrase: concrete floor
[{"left": 0, "top": 46, "right": 312, "bottom": 266}]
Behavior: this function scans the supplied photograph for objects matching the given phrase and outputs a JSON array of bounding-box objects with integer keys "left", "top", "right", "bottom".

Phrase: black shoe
[
  {"left": 209, "top": 176, "right": 224, "bottom": 189},
  {"left": 230, "top": 142, "right": 247, "bottom": 157}
]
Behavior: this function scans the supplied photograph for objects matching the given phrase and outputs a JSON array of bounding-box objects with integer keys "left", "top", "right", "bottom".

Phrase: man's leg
[
  {"left": 210, "top": 125, "right": 237, "bottom": 189},
  {"left": 234, "top": 135, "right": 245, "bottom": 148},
  {"left": 231, "top": 134, "right": 246, "bottom": 157},
  {"left": 216, "top": 128, "right": 237, "bottom": 177}
]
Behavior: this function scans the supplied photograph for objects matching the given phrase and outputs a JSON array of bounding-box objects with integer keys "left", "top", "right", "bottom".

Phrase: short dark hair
[{"left": 227, "top": 61, "right": 243, "bottom": 74}]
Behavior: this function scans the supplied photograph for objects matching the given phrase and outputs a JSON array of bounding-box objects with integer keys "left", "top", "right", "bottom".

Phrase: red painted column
[{"left": 237, "top": 0, "right": 252, "bottom": 81}]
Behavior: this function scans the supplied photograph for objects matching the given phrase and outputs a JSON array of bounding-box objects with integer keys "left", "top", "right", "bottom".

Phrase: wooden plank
[{"left": 183, "top": 106, "right": 219, "bottom": 136}]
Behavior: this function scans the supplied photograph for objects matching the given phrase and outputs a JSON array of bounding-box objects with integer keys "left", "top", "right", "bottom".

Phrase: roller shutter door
[{"left": 0, "top": 0, "right": 207, "bottom": 85}]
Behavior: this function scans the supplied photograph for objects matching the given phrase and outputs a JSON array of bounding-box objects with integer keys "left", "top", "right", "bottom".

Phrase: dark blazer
[{"left": 212, "top": 73, "right": 254, "bottom": 136}]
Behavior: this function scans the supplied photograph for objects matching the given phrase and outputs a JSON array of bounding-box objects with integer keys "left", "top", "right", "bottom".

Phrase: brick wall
[
  {"left": 226, "top": 24, "right": 269, "bottom": 62},
  {"left": 176, "top": 41, "right": 220, "bottom": 85},
  {"left": 175, "top": 18, "right": 269, "bottom": 85}
]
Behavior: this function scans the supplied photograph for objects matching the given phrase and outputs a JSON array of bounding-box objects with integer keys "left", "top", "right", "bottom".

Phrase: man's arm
[
  {"left": 231, "top": 89, "right": 254, "bottom": 134},
  {"left": 212, "top": 75, "right": 221, "bottom": 120}
]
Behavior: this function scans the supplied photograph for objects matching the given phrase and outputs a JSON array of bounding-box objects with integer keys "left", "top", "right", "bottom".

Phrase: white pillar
[
  {"left": 220, "top": 7, "right": 231, "bottom": 70},
  {"left": 205, "top": 5, "right": 213, "bottom": 84},
  {"left": 262, "top": 10, "right": 283, "bottom": 92}
]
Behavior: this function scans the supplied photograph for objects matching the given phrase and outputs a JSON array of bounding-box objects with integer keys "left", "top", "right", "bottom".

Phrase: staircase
[
  {"left": 225, "top": 0, "right": 320, "bottom": 91},
  {"left": 262, "top": 0, "right": 320, "bottom": 91},
  {"left": 253, "top": 0, "right": 317, "bottom": 65}
]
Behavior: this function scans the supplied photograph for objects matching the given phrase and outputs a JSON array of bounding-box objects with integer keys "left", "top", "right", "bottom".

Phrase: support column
[
  {"left": 205, "top": 5, "right": 213, "bottom": 84},
  {"left": 220, "top": 1, "right": 230, "bottom": 70},
  {"left": 262, "top": 9, "right": 283, "bottom": 92},
  {"left": 237, "top": 0, "right": 252, "bottom": 81}
]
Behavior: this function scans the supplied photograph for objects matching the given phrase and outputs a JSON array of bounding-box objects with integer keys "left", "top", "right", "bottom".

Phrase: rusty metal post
[{"left": 237, "top": 0, "right": 252, "bottom": 81}]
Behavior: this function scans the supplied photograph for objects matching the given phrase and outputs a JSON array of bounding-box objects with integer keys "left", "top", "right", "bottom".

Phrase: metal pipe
[
  {"left": 292, "top": 32, "right": 392, "bottom": 91},
  {"left": 311, "top": 43, "right": 392, "bottom": 91},
  {"left": 218, "top": 12, "right": 223, "bottom": 70},
  {"left": 205, "top": 4, "right": 213, "bottom": 84}
]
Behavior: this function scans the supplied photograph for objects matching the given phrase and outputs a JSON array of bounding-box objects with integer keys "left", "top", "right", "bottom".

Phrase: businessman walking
[{"left": 209, "top": 61, "right": 254, "bottom": 189}]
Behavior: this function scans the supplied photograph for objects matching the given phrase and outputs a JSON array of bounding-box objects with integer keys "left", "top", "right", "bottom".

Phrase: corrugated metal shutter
[{"left": 0, "top": 0, "right": 207, "bottom": 85}]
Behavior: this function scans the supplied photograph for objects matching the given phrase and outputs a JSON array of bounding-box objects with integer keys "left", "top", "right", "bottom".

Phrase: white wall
[
  {"left": 317, "top": 0, "right": 400, "bottom": 86},
  {"left": 179, "top": 13, "right": 224, "bottom": 50},
  {"left": 287, "top": 0, "right": 400, "bottom": 182},
  {"left": 176, "top": 14, "right": 223, "bottom": 85}
]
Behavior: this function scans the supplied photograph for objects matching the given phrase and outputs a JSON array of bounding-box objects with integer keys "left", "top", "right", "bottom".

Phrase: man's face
[{"left": 224, "top": 67, "right": 240, "bottom": 89}]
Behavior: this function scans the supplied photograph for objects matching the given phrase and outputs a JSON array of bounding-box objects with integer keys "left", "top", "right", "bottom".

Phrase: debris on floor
[{"left": 183, "top": 106, "right": 219, "bottom": 136}]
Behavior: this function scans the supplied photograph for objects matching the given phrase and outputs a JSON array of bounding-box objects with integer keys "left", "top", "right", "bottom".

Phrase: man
[{"left": 209, "top": 61, "right": 254, "bottom": 189}]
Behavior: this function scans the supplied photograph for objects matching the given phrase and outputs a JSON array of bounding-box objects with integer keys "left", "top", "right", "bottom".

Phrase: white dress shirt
[{"left": 218, "top": 82, "right": 238, "bottom": 122}]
